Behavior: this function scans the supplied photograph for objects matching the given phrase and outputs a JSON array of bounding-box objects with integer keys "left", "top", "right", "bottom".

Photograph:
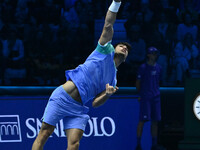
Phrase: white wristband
[{"left": 109, "top": 1, "right": 121, "bottom": 13}]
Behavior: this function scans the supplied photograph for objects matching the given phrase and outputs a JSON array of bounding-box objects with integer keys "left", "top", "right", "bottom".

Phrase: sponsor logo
[
  {"left": 0, "top": 115, "right": 22, "bottom": 142},
  {"left": 84, "top": 117, "right": 116, "bottom": 137},
  {"left": 26, "top": 117, "right": 116, "bottom": 138},
  {"left": 0, "top": 115, "right": 116, "bottom": 143}
]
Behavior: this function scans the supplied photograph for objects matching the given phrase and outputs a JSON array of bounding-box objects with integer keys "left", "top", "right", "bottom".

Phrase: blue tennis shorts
[
  {"left": 42, "top": 85, "right": 90, "bottom": 131},
  {"left": 139, "top": 96, "right": 161, "bottom": 121}
]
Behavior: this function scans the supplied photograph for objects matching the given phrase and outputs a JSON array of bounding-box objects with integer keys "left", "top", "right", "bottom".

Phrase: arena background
[{"left": 1, "top": 0, "right": 200, "bottom": 150}]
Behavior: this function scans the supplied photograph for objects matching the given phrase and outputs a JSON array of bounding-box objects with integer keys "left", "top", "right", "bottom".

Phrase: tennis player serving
[{"left": 32, "top": 0, "right": 131, "bottom": 150}]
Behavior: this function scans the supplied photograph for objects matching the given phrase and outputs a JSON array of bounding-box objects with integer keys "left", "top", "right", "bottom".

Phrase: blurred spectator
[
  {"left": 173, "top": 33, "right": 198, "bottom": 85},
  {"left": 84, "top": 2, "right": 95, "bottom": 33},
  {"left": 192, "top": 0, "right": 200, "bottom": 13},
  {"left": 123, "top": 24, "right": 146, "bottom": 86},
  {"left": 176, "top": 12, "right": 198, "bottom": 42},
  {"left": 149, "top": 0, "right": 163, "bottom": 13},
  {"left": 93, "top": 1, "right": 105, "bottom": 19},
  {"left": 64, "top": 0, "right": 92, "bottom": 9},
  {"left": 23, "top": 16, "right": 37, "bottom": 44},
  {"left": 153, "top": 11, "right": 176, "bottom": 85},
  {"left": 126, "top": 25, "right": 146, "bottom": 64},
  {"left": 44, "top": 0, "right": 61, "bottom": 24},
  {"left": 27, "top": 22, "right": 59, "bottom": 85},
  {"left": 0, "top": 18, "right": 5, "bottom": 31},
  {"left": 160, "top": 0, "right": 169, "bottom": 9},
  {"left": 32, "top": 53, "right": 62, "bottom": 85},
  {"left": 140, "top": 1, "right": 154, "bottom": 23},
  {"left": 3, "top": 28, "right": 26, "bottom": 85},
  {"left": 15, "top": 1, "right": 29, "bottom": 28},
  {"left": 120, "top": 1, "right": 132, "bottom": 19},
  {"left": 1, "top": 0, "right": 17, "bottom": 24},
  {"left": 178, "top": 0, "right": 199, "bottom": 21},
  {"left": 64, "top": 0, "right": 84, "bottom": 28},
  {"left": 124, "top": 11, "right": 151, "bottom": 41},
  {"left": 64, "top": 0, "right": 77, "bottom": 10},
  {"left": 1, "top": 0, "right": 198, "bottom": 87},
  {"left": 72, "top": 24, "right": 94, "bottom": 63},
  {"left": 184, "top": 33, "right": 199, "bottom": 69}
]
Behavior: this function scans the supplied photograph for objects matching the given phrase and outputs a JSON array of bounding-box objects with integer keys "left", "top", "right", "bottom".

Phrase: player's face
[{"left": 115, "top": 44, "right": 129, "bottom": 59}]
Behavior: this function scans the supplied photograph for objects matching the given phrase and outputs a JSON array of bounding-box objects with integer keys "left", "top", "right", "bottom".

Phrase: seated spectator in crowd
[
  {"left": 173, "top": 33, "right": 198, "bottom": 85},
  {"left": 160, "top": 0, "right": 170, "bottom": 8},
  {"left": 126, "top": 25, "right": 146, "bottom": 65},
  {"left": 64, "top": 0, "right": 84, "bottom": 28},
  {"left": 140, "top": 1, "right": 154, "bottom": 23},
  {"left": 15, "top": 1, "right": 29, "bottom": 27},
  {"left": 3, "top": 0, "right": 200, "bottom": 87},
  {"left": 64, "top": 0, "right": 77, "bottom": 9},
  {"left": 1, "top": 0, "right": 17, "bottom": 24},
  {"left": 192, "top": 0, "right": 200, "bottom": 13},
  {"left": 176, "top": 12, "right": 198, "bottom": 42},
  {"left": 3, "top": 28, "right": 26, "bottom": 85},
  {"left": 178, "top": 0, "right": 199, "bottom": 22},
  {"left": 120, "top": 1, "right": 132, "bottom": 19},
  {"left": 153, "top": 11, "right": 177, "bottom": 85},
  {"left": 124, "top": 11, "right": 151, "bottom": 44},
  {"left": 122, "top": 24, "right": 146, "bottom": 86},
  {"left": 184, "top": 33, "right": 199, "bottom": 69}
]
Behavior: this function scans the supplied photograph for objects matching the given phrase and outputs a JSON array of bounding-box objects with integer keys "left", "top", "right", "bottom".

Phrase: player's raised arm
[{"left": 99, "top": 0, "right": 121, "bottom": 45}]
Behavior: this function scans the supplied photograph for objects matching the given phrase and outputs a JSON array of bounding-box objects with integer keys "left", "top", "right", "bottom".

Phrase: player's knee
[
  {"left": 40, "top": 123, "right": 54, "bottom": 136},
  {"left": 43, "top": 129, "right": 53, "bottom": 138},
  {"left": 39, "top": 127, "right": 54, "bottom": 140},
  {"left": 68, "top": 140, "right": 80, "bottom": 150}
]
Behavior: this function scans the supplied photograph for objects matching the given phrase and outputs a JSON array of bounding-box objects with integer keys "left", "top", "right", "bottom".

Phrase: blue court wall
[{"left": 0, "top": 87, "right": 184, "bottom": 150}]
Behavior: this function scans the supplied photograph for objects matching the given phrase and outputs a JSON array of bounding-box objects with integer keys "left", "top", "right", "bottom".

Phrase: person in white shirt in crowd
[{"left": 174, "top": 32, "right": 199, "bottom": 85}]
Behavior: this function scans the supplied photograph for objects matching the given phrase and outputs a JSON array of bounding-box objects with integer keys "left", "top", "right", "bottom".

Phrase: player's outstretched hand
[{"left": 106, "top": 83, "right": 119, "bottom": 96}]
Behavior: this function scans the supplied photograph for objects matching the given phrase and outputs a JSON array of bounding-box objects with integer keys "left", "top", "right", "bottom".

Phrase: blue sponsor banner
[{"left": 0, "top": 95, "right": 151, "bottom": 150}]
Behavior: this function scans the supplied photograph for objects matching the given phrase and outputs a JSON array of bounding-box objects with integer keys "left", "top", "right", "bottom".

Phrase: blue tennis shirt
[{"left": 65, "top": 42, "right": 117, "bottom": 105}]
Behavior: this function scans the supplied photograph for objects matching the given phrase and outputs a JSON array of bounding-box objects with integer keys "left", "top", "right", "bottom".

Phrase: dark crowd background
[{"left": 0, "top": 0, "right": 200, "bottom": 87}]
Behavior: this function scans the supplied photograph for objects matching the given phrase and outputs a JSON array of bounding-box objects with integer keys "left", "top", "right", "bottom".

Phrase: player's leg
[
  {"left": 138, "top": 98, "right": 151, "bottom": 137},
  {"left": 136, "top": 120, "right": 147, "bottom": 150},
  {"left": 151, "top": 121, "right": 158, "bottom": 146},
  {"left": 136, "top": 98, "right": 150, "bottom": 149},
  {"left": 63, "top": 113, "right": 89, "bottom": 150},
  {"left": 151, "top": 97, "right": 161, "bottom": 149},
  {"left": 137, "top": 121, "right": 145, "bottom": 137},
  {"left": 32, "top": 122, "right": 55, "bottom": 150},
  {"left": 136, "top": 120, "right": 145, "bottom": 149},
  {"left": 151, "top": 120, "right": 159, "bottom": 137},
  {"left": 65, "top": 128, "right": 84, "bottom": 150},
  {"left": 32, "top": 86, "right": 66, "bottom": 150}
]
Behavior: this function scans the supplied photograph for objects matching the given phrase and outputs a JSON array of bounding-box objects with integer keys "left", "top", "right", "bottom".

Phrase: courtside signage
[
  {"left": 0, "top": 95, "right": 151, "bottom": 150},
  {"left": 0, "top": 115, "right": 22, "bottom": 142},
  {"left": 0, "top": 115, "right": 116, "bottom": 143}
]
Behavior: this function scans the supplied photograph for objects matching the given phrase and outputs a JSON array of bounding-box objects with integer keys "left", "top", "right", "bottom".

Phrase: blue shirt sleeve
[{"left": 96, "top": 41, "right": 114, "bottom": 54}]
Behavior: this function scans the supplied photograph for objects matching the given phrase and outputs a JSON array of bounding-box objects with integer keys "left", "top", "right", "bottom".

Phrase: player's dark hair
[{"left": 114, "top": 42, "right": 132, "bottom": 53}]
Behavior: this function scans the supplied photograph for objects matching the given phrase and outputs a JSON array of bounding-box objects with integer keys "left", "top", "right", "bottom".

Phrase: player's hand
[{"left": 106, "top": 83, "right": 119, "bottom": 96}]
